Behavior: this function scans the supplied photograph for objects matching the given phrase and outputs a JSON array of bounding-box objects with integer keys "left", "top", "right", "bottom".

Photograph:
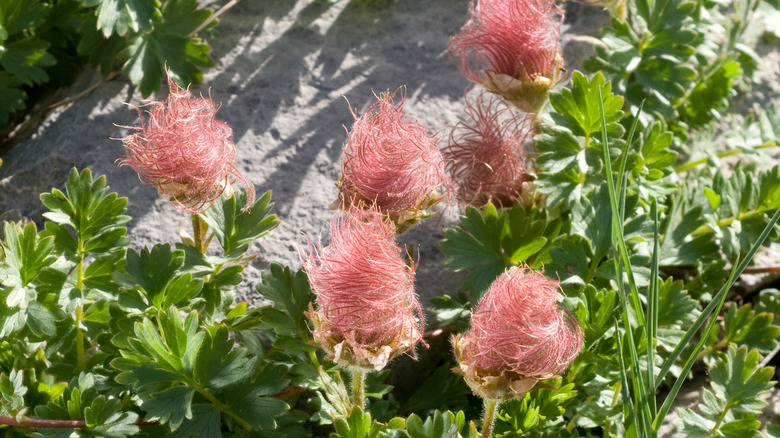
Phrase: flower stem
[
  {"left": 481, "top": 399, "right": 500, "bottom": 438},
  {"left": 0, "top": 416, "right": 159, "bottom": 428},
  {"left": 351, "top": 369, "right": 367, "bottom": 410},
  {"left": 75, "top": 233, "right": 86, "bottom": 371},
  {"left": 673, "top": 140, "right": 776, "bottom": 173},
  {"left": 75, "top": 305, "right": 86, "bottom": 371},
  {"left": 191, "top": 214, "right": 209, "bottom": 253}
]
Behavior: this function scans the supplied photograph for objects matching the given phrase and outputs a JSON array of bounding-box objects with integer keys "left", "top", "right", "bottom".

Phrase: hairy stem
[
  {"left": 191, "top": 214, "right": 209, "bottom": 253},
  {"left": 481, "top": 399, "right": 500, "bottom": 438},
  {"left": 351, "top": 369, "right": 367, "bottom": 410}
]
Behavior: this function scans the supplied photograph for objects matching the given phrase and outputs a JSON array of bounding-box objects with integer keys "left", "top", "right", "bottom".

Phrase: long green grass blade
[
  {"left": 652, "top": 255, "right": 740, "bottom": 431},
  {"left": 617, "top": 100, "right": 645, "bottom": 220},
  {"left": 646, "top": 200, "right": 659, "bottom": 413},
  {"left": 598, "top": 89, "right": 645, "bottom": 327},
  {"left": 653, "top": 206, "right": 780, "bottom": 430},
  {"left": 615, "top": 318, "right": 638, "bottom": 438},
  {"left": 600, "top": 90, "right": 652, "bottom": 437},
  {"left": 653, "top": 206, "right": 780, "bottom": 388}
]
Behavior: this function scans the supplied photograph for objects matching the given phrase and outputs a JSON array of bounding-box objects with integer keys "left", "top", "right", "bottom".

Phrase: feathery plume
[
  {"left": 453, "top": 266, "right": 582, "bottom": 401},
  {"left": 118, "top": 75, "right": 253, "bottom": 213},
  {"left": 304, "top": 205, "right": 425, "bottom": 371},
  {"left": 448, "top": 0, "right": 564, "bottom": 113},
  {"left": 443, "top": 93, "right": 531, "bottom": 208},
  {"left": 336, "top": 89, "right": 451, "bottom": 231}
]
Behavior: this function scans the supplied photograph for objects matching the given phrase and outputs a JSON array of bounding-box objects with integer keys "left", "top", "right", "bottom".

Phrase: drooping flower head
[
  {"left": 453, "top": 266, "right": 582, "bottom": 401},
  {"left": 336, "top": 89, "right": 451, "bottom": 231},
  {"left": 448, "top": 0, "right": 564, "bottom": 113},
  {"left": 304, "top": 204, "right": 425, "bottom": 371},
  {"left": 118, "top": 75, "right": 253, "bottom": 213},
  {"left": 443, "top": 93, "right": 531, "bottom": 208}
]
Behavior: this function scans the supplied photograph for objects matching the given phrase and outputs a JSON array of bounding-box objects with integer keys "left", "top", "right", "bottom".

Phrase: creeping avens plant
[{"left": 2, "top": 0, "right": 780, "bottom": 436}]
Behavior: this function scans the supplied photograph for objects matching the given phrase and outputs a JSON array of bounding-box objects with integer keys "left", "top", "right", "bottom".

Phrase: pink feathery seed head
[
  {"left": 443, "top": 93, "right": 531, "bottom": 208},
  {"left": 448, "top": 0, "right": 565, "bottom": 113},
  {"left": 117, "top": 75, "right": 253, "bottom": 213},
  {"left": 453, "top": 266, "right": 583, "bottom": 400},
  {"left": 303, "top": 204, "right": 426, "bottom": 371},
  {"left": 336, "top": 88, "right": 452, "bottom": 229}
]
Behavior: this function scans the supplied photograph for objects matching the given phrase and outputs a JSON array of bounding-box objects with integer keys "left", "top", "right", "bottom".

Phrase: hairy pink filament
[
  {"left": 339, "top": 90, "right": 450, "bottom": 215},
  {"left": 464, "top": 266, "right": 582, "bottom": 378},
  {"left": 443, "top": 93, "right": 530, "bottom": 207},
  {"left": 119, "top": 76, "right": 252, "bottom": 213},
  {"left": 448, "top": 0, "right": 563, "bottom": 84},
  {"left": 304, "top": 206, "right": 424, "bottom": 355}
]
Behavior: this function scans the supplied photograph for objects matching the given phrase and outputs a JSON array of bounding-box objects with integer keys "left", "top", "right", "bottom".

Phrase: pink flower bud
[
  {"left": 453, "top": 266, "right": 582, "bottom": 400},
  {"left": 336, "top": 89, "right": 451, "bottom": 231},
  {"left": 304, "top": 205, "right": 425, "bottom": 371},
  {"left": 118, "top": 76, "right": 252, "bottom": 213},
  {"left": 443, "top": 93, "right": 531, "bottom": 208},
  {"left": 448, "top": 0, "right": 564, "bottom": 113}
]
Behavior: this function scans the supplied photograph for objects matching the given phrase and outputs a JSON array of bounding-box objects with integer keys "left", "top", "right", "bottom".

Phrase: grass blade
[
  {"left": 653, "top": 206, "right": 780, "bottom": 430},
  {"left": 653, "top": 206, "right": 780, "bottom": 388},
  {"left": 646, "top": 200, "right": 659, "bottom": 412},
  {"left": 600, "top": 90, "right": 653, "bottom": 437}
]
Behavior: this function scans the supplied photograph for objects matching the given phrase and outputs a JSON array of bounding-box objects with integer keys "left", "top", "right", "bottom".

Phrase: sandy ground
[{"left": 0, "top": 0, "right": 778, "bottom": 434}]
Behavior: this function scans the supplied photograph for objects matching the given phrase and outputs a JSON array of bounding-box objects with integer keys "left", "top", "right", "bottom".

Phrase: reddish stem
[
  {"left": 0, "top": 384, "right": 308, "bottom": 430},
  {"left": 741, "top": 265, "right": 780, "bottom": 274},
  {"left": 0, "top": 416, "right": 159, "bottom": 429}
]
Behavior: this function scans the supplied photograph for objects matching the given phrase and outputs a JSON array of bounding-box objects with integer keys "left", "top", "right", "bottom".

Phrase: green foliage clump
[{"left": 0, "top": 0, "right": 217, "bottom": 136}]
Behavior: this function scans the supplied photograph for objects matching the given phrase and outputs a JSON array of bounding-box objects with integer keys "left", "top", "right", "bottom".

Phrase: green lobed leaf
[
  {"left": 256, "top": 263, "right": 315, "bottom": 337},
  {"left": 405, "top": 410, "right": 464, "bottom": 438},
  {"left": 170, "top": 403, "right": 221, "bottom": 438},
  {"left": 199, "top": 189, "right": 278, "bottom": 256},
  {"left": 719, "top": 303, "right": 780, "bottom": 355},
  {"left": 116, "top": 244, "right": 185, "bottom": 308},
  {"left": 40, "top": 168, "right": 130, "bottom": 261},
  {"left": 0, "top": 221, "right": 55, "bottom": 297},
  {"left": 548, "top": 71, "right": 625, "bottom": 139},
  {"left": 676, "top": 346, "right": 775, "bottom": 436},
  {"left": 0, "top": 72, "right": 26, "bottom": 124},
  {"left": 34, "top": 372, "right": 140, "bottom": 437},
  {"left": 122, "top": 0, "right": 214, "bottom": 97},
  {"left": 0, "top": 0, "right": 50, "bottom": 37},
  {"left": 0, "top": 37, "right": 56, "bottom": 86},
  {"left": 82, "top": 0, "right": 160, "bottom": 37},
  {"left": 439, "top": 203, "right": 561, "bottom": 299}
]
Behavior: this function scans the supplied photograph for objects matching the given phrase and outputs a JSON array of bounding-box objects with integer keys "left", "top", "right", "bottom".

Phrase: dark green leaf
[
  {"left": 122, "top": 0, "right": 214, "bottom": 97},
  {"left": 171, "top": 403, "right": 221, "bottom": 438},
  {"left": 0, "top": 37, "right": 56, "bottom": 85}
]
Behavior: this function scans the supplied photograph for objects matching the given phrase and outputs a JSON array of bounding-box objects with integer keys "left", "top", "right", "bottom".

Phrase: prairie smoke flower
[
  {"left": 336, "top": 89, "right": 451, "bottom": 231},
  {"left": 443, "top": 93, "right": 531, "bottom": 208},
  {"left": 453, "top": 266, "right": 582, "bottom": 401},
  {"left": 118, "top": 76, "right": 252, "bottom": 213},
  {"left": 448, "top": 0, "right": 564, "bottom": 113},
  {"left": 304, "top": 206, "right": 425, "bottom": 371}
]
